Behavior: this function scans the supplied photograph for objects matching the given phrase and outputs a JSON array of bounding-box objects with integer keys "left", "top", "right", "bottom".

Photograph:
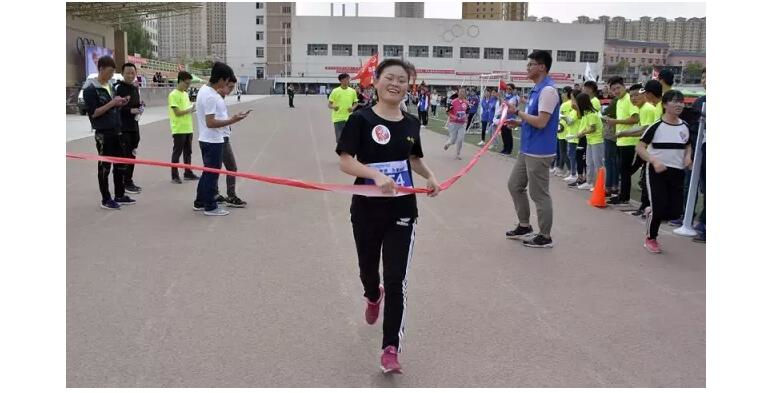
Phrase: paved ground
[{"left": 66, "top": 95, "right": 705, "bottom": 388}]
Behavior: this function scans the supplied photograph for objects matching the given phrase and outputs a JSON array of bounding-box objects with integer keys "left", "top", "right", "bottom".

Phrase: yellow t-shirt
[
  {"left": 654, "top": 101, "right": 664, "bottom": 118},
  {"left": 565, "top": 109, "right": 580, "bottom": 144},
  {"left": 558, "top": 100, "right": 572, "bottom": 139},
  {"left": 639, "top": 102, "right": 659, "bottom": 127},
  {"left": 168, "top": 89, "right": 194, "bottom": 134},
  {"left": 328, "top": 87, "right": 359, "bottom": 123},
  {"left": 616, "top": 93, "right": 640, "bottom": 146},
  {"left": 591, "top": 96, "right": 602, "bottom": 113},
  {"left": 581, "top": 111, "right": 604, "bottom": 144}
]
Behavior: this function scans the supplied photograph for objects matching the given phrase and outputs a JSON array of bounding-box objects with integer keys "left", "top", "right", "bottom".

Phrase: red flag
[
  {"left": 498, "top": 78, "right": 508, "bottom": 91},
  {"left": 352, "top": 53, "right": 379, "bottom": 88}
]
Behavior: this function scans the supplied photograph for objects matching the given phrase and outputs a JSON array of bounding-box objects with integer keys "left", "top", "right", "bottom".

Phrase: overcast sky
[{"left": 296, "top": 2, "right": 706, "bottom": 22}]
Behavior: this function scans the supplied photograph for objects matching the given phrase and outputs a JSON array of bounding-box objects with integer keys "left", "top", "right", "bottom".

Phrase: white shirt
[{"left": 196, "top": 85, "right": 227, "bottom": 143}]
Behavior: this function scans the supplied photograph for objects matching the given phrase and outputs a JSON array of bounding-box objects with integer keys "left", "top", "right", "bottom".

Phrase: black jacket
[
  {"left": 115, "top": 82, "right": 141, "bottom": 132},
  {"left": 680, "top": 95, "right": 706, "bottom": 151},
  {"left": 83, "top": 81, "right": 122, "bottom": 132}
]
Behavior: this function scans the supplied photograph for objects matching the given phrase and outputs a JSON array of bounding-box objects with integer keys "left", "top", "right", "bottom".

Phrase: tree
[
  {"left": 124, "top": 22, "right": 156, "bottom": 59},
  {"left": 611, "top": 59, "right": 629, "bottom": 75},
  {"left": 684, "top": 62, "right": 704, "bottom": 83},
  {"left": 190, "top": 59, "right": 214, "bottom": 70}
]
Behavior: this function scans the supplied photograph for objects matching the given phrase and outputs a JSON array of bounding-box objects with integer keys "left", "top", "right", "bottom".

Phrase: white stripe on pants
[{"left": 397, "top": 221, "right": 416, "bottom": 353}]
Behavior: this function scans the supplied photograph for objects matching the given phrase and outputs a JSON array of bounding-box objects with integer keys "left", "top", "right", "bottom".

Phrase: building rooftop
[
  {"left": 605, "top": 39, "right": 670, "bottom": 48},
  {"left": 667, "top": 51, "right": 706, "bottom": 57}
]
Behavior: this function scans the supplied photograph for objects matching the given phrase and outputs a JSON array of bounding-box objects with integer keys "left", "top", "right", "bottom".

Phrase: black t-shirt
[
  {"left": 115, "top": 82, "right": 141, "bottom": 132},
  {"left": 335, "top": 107, "right": 424, "bottom": 220}
]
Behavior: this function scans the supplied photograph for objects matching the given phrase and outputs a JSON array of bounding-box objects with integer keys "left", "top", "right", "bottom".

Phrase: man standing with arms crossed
[
  {"left": 328, "top": 73, "right": 359, "bottom": 143},
  {"left": 504, "top": 51, "right": 561, "bottom": 248}
]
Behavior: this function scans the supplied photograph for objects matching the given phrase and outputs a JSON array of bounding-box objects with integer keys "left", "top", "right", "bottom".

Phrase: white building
[
  {"left": 288, "top": 16, "right": 605, "bottom": 88},
  {"left": 226, "top": 2, "right": 268, "bottom": 80}
]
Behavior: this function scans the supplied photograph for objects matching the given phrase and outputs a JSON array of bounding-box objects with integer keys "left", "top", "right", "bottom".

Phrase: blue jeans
[
  {"left": 604, "top": 139, "right": 619, "bottom": 190},
  {"left": 195, "top": 141, "right": 224, "bottom": 211},
  {"left": 567, "top": 142, "right": 578, "bottom": 176}
]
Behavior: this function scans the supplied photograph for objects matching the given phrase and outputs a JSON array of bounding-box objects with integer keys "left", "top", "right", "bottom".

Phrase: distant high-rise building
[
  {"left": 142, "top": 16, "right": 159, "bottom": 58},
  {"left": 574, "top": 15, "right": 705, "bottom": 52},
  {"left": 394, "top": 2, "right": 424, "bottom": 18},
  {"left": 266, "top": 2, "right": 294, "bottom": 78},
  {"left": 462, "top": 2, "right": 528, "bottom": 21},
  {"left": 207, "top": 2, "right": 227, "bottom": 61},
  {"left": 159, "top": 6, "right": 208, "bottom": 63}
]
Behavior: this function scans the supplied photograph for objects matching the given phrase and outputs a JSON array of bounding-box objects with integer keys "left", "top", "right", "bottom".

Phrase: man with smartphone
[{"left": 213, "top": 79, "right": 250, "bottom": 208}]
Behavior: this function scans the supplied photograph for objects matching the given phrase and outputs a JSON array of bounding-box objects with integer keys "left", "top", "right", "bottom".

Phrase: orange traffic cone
[{"left": 589, "top": 167, "right": 607, "bottom": 208}]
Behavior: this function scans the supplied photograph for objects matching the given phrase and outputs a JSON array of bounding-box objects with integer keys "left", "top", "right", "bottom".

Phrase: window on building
[
  {"left": 256, "top": 31, "right": 264, "bottom": 41},
  {"left": 642, "top": 48, "right": 647, "bottom": 53},
  {"left": 631, "top": 58, "right": 636, "bottom": 63},
  {"left": 282, "top": 22, "right": 291, "bottom": 29},
  {"left": 384, "top": 45, "right": 403, "bottom": 57},
  {"left": 534, "top": 49, "right": 553, "bottom": 57},
  {"left": 648, "top": 58, "right": 653, "bottom": 64},
  {"left": 483, "top": 47, "right": 503, "bottom": 60},
  {"left": 433, "top": 46, "right": 453, "bottom": 58},
  {"left": 648, "top": 48, "right": 654, "bottom": 53},
  {"left": 657, "top": 49, "right": 661, "bottom": 54},
  {"left": 255, "top": 2, "right": 263, "bottom": 9},
  {"left": 307, "top": 44, "right": 328, "bottom": 56},
  {"left": 333, "top": 44, "right": 353, "bottom": 56},
  {"left": 281, "top": 37, "right": 292, "bottom": 45},
  {"left": 287, "top": 54, "right": 291, "bottom": 62},
  {"left": 557, "top": 50, "right": 576, "bottom": 62},
  {"left": 256, "top": 47, "right": 264, "bottom": 58},
  {"left": 580, "top": 51, "right": 599, "bottom": 63},
  {"left": 358, "top": 44, "right": 378, "bottom": 56},
  {"left": 409, "top": 45, "right": 429, "bottom": 57},
  {"left": 256, "top": 16, "right": 264, "bottom": 25},
  {"left": 641, "top": 58, "right": 646, "bottom": 64},
  {"left": 508, "top": 48, "right": 528, "bottom": 60},
  {"left": 460, "top": 47, "right": 480, "bottom": 59},
  {"left": 256, "top": 67, "right": 264, "bottom": 79},
  {"left": 282, "top": 6, "right": 292, "bottom": 13}
]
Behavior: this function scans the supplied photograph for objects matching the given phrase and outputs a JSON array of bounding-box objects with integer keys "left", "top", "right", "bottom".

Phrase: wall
[
  {"left": 66, "top": 15, "right": 115, "bottom": 88},
  {"left": 227, "top": 2, "right": 267, "bottom": 78}
]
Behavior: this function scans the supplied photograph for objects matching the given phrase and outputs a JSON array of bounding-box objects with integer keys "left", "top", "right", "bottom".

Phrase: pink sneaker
[
  {"left": 365, "top": 285, "right": 384, "bottom": 325},
  {"left": 644, "top": 238, "right": 662, "bottom": 254},
  {"left": 380, "top": 345, "right": 403, "bottom": 374}
]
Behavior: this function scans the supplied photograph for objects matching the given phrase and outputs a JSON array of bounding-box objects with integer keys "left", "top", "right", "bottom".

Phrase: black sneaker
[
  {"left": 692, "top": 232, "right": 706, "bottom": 243},
  {"left": 193, "top": 202, "right": 204, "bottom": 211},
  {"left": 184, "top": 173, "right": 200, "bottom": 181},
  {"left": 567, "top": 180, "right": 582, "bottom": 188},
  {"left": 125, "top": 184, "right": 142, "bottom": 194},
  {"left": 215, "top": 194, "right": 226, "bottom": 203},
  {"left": 171, "top": 178, "right": 183, "bottom": 184},
  {"left": 631, "top": 209, "right": 645, "bottom": 217},
  {"left": 522, "top": 234, "right": 554, "bottom": 248},
  {"left": 506, "top": 224, "right": 534, "bottom": 239},
  {"left": 114, "top": 196, "right": 137, "bottom": 205},
  {"left": 226, "top": 196, "right": 247, "bottom": 208},
  {"left": 100, "top": 199, "right": 120, "bottom": 210}
]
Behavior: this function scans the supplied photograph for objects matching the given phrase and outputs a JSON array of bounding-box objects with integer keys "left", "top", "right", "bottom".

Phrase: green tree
[
  {"left": 684, "top": 62, "right": 704, "bottom": 83},
  {"left": 124, "top": 22, "right": 156, "bottom": 59},
  {"left": 611, "top": 59, "right": 629, "bottom": 75},
  {"left": 190, "top": 59, "right": 214, "bottom": 70}
]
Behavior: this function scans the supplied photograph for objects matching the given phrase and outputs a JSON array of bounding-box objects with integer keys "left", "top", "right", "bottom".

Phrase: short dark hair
[
  {"left": 574, "top": 92, "right": 596, "bottom": 115},
  {"left": 608, "top": 76, "right": 625, "bottom": 87},
  {"left": 209, "top": 61, "right": 235, "bottom": 84},
  {"left": 373, "top": 58, "right": 416, "bottom": 82},
  {"left": 628, "top": 83, "right": 643, "bottom": 92},
  {"left": 583, "top": 80, "right": 598, "bottom": 92},
  {"left": 562, "top": 86, "right": 573, "bottom": 98},
  {"left": 177, "top": 71, "right": 192, "bottom": 83},
  {"left": 528, "top": 50, "right": 552, "bottom": 72},
  {"left": 658, "top": 69, "right": 674, "bottom": 86},
  {"left": 507, "top": 83, "right": 516, "bottom": 90},
  {"left": 643, "top": 80, "right": 663, "bottom": 98},
  {"left": 97, "top": 56, "right": 116, "bottom": 70},
  {"left": 662, "top": 89, "right": 684, "bottom": 105},
  {"left": 121, "top": 62, "right": 136, "bottom": 72},
  {"left": 338, "top": 73, "right": 350, "bottom": 81}
]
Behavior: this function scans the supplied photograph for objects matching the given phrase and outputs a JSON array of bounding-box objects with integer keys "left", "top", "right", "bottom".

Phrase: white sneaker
[
  {"left": 556, "top": 170, "right": 568, "bottom": 178},
  {"left": 478, "top": 141, "right": 485, "bottom": 146},
  {"left": 577, "top": 182, "right": 593, "bottom": 190},
  {"left": 563, "top": 175, "right": 576, "bottom": 182},
  {"left": 203, "top": 207, "right": 230, "bottom": 216}
]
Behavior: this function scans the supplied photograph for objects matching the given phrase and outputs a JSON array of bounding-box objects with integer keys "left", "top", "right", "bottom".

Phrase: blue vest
[{"left": 520, "top": 76, "right": 560, "bottom": 156}]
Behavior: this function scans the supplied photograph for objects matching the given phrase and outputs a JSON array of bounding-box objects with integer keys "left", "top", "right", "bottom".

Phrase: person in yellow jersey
[
  {"left": 582, "top": 81, "right": 602, "bottom": 112},
  {"left": 574, "top": 92, "right": 605, "bottom": 190},
  {"left": 328, "top": 73, "right": 359, "bottom": 143},
  {"left": 602, "top": 77, "right": 639, "bottom": 206},
  {"left": 561, "top": 89, "right": 582, "bottom": 184},
  {"left": 553, "top": 87, "right": 573, "bottom": 177},
  {"left": 168, "top": 71, "right": 199, "bottom": 184},
  {"left": 656, "top": 69, "right": 675, "bottom": 117}
]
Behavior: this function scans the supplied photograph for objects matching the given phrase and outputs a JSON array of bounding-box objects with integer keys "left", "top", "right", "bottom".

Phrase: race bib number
[
  {"left": 456, "top": 111, "right": 466, "bottom": 120},
  {"left": 364, "top": 160, "right": 413, "bottom": 187}
]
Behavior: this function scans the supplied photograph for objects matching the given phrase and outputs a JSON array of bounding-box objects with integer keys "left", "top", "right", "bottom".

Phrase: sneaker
[
  {"left": 171, "top": 178, "right": 183, "bottom": 184},
  {"left": 225, "top": 196, "right": 247, "bottom": 208},
  {"left": 506, "top": 224, "right": 534, "bottom": 240},
  {"left": 215, "top": 194, "right": 227, "bottom": 203},
  {"left": 478, "top": 140, "right": 485, "bottom": 146},
  {"left": 455, "top": 155, "right": 463, "bottom": 160},
  {"left": 556, "top": 170, "right": 568, "bottom": 178},
  {"left": 443, "top": 143, "right": 451, "bottom": 151},
  {"left": 644, "top": 238, "right": 662, "bottom": 253},
  {"left": 608, "top": 197, "right": 630, "bottom": 206},
  {"left": 193, "top": 202, "right": 205, "bottom": 211},
  {"left": 125, "top": 184, "right": 142, "bottom": 194},
  {"left": 203, "top": 207, "right": 230, "bottom": 216},
  {"left": 184, "top": 173, "right": 200, "bottom": 181},
  {"left": 631, "top": 209, "right": 645, "bottom": 217},
  {"left": 114, "top": 196, "right": 136, "bottom": 205},
  {"left": 692, "top": 232, "right": 706, "bottom": 243},
  {"left": 668, "top": 218, "right": 683, "bottom": 227},
  {"left": 522, "top": 234, "right": 554, "bottom": 248},
  {"left": 100, "top": 199, "right": 120, "bottom": 210},
  {"left": 365, "top": 285, "right": 384, "bottom": 325},
  {"left": 693, "top": 222, "right": 706, "bottom": 233},
  {"left": 563, "top": 175, "right": 577, "bottom": 182},
  {"left": 577, "top": 182, "right": 593, "bottom": 190},
  {"left": 380, "top": 346, "right": 403, "bottom": 374},
  {"left": 567, "top": 180, "right": 582, "bottom": 188}
]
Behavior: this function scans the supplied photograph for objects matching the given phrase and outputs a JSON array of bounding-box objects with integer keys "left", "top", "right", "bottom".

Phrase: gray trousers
[
  {"left": 334, "top": 121, "right": 346, "bottom": 143},
  {"left": 586, "top": 142, "right": 605, "bottom": 185},
  {"left": 508, "top": 153, "right": 555, "bottom": 237},
  {"left": 215, "top": 137, "right": 238, "bottom": 198},
  {"left": 446, "top": 122, "right": 467, "bottom": 156}
]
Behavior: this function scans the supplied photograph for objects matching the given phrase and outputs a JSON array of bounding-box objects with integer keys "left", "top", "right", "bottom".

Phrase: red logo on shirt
[{"left": 372, "top": 125, "right": 391, "bottom": 145}]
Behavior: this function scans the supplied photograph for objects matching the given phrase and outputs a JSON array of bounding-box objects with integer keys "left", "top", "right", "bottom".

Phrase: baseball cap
[{"left": 640, "top": 80, "right": 663, "bottom": 97}]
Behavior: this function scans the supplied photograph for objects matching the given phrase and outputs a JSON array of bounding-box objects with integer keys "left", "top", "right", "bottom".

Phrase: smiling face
[{"left": 373, "top": 65, "right": 409, "bottom": 104}]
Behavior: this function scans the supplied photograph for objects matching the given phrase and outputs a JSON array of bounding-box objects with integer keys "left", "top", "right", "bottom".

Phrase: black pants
[
  {"left": 617, "top": 146, "right": 637, "bottom": 202},
  {"left": 288, "top": 95, "right": 294, "bottom": 107},
  {"left": 121, "top": 131, "right": 140, "bottom": 186},
  {"left": 171, "top": 133, "right": 194, "bottom": 179},
  {"left": 576, "top": 137, "right": 587, "bottom": 178},
  {"left": 501, "top": 126, "right": 513, "bottom": 154},
  {"left": 431, "top": 105, "right": 437, "bottom": 116},
  {"left": 635, "top": 157, "right": 649, "bottom": 210},
  {"left": 94, "top": 131, "right": 127, "bottom": 202},
  {"left": 194, "top": 142, "right": 224, "bottom": 211},
  {"left": 418, "top": 110, "right": 428, "bottom": 126},
  {"left": 214, "top": 137, "right": 238, "bottom": 198},
  {"left": 481, "top": 121, "right": 488, "bottom": 141},
  {"left": 645, "top": 165, "right": 685, "bottom": 239},
  {"left": 466, "top": 112, "right": 476, "bottom": 130},
  {"left": 352, "top": 215, "right": 416, "bottom": 352}
]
